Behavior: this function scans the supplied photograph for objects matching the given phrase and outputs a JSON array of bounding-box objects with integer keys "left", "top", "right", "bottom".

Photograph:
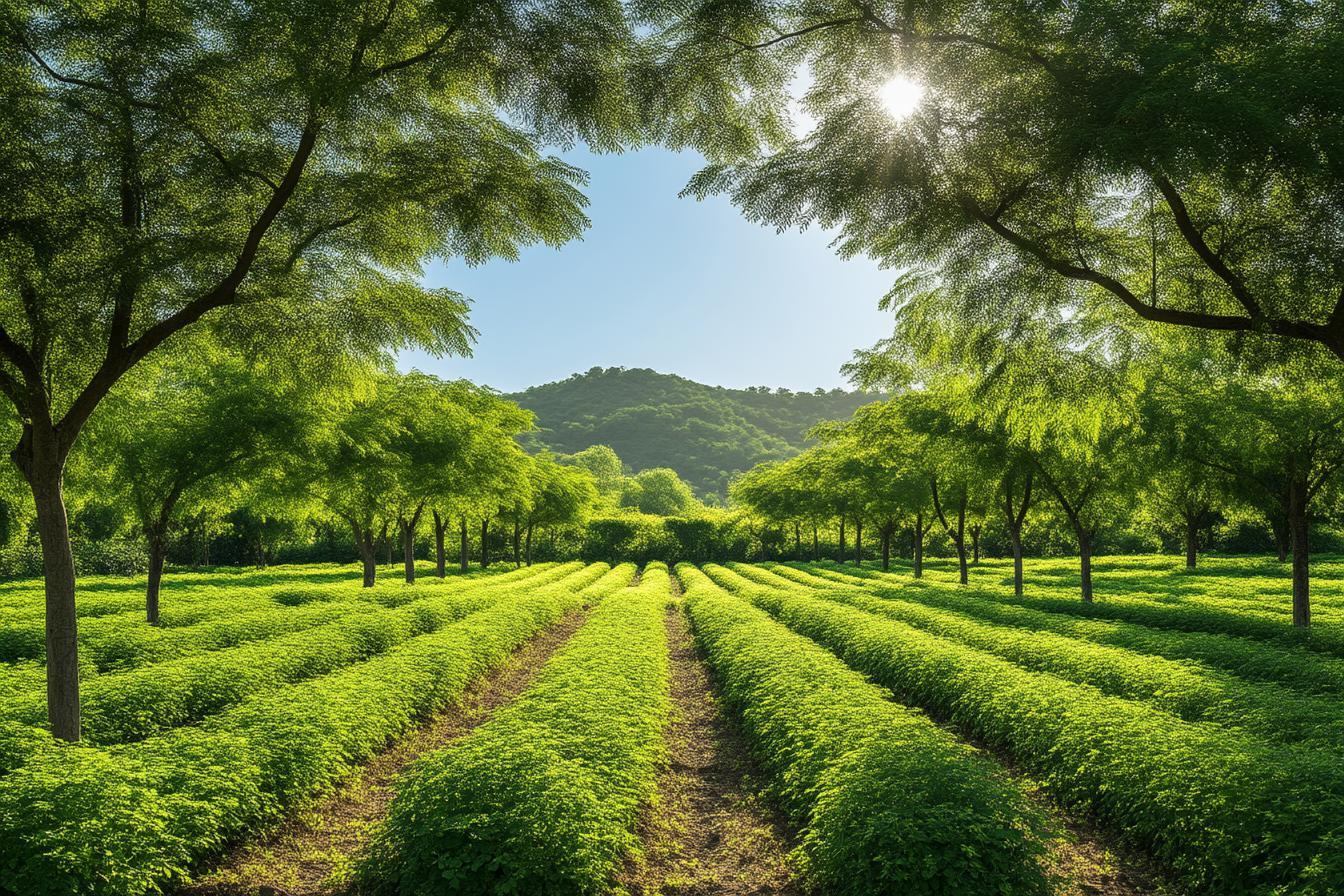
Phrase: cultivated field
[{"left": 1, "top": 557, "right": 1342, "bottom": 896}]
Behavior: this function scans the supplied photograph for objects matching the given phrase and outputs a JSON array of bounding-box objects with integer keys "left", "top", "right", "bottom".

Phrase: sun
[{"left": 878, "top": 75, "right": 924, "bottom": 121}]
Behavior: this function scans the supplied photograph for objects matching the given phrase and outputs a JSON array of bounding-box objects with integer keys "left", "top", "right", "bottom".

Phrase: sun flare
[{"left": 878, "top": 75, "right": 924, "bottom": 121}]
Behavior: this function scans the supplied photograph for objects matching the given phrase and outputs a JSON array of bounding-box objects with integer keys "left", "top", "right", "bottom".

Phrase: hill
[{"left": 510, "top": 367, "right": 878, "bottom": 496}]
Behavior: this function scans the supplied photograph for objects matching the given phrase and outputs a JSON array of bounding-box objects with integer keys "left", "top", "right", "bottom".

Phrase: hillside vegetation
[{"left": 512, "top": 368, "right": 877, "bottom": 496}]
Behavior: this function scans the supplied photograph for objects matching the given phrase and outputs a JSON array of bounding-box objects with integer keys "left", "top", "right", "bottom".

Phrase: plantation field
[{"left": 1, "top": 556, "right": 1341, "bottom": 896}]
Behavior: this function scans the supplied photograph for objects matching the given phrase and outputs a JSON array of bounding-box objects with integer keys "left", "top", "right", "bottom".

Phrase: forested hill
[{"left": 510, "top": 367, "right": 878, "bottom": 496}]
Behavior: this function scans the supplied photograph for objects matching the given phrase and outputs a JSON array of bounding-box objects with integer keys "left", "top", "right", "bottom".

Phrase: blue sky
[{"left": 399, "top": 145, "right": 896, "bottom": 394}]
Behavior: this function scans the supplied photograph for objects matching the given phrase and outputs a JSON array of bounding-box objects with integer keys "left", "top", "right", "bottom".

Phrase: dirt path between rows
[
  {"left": 620, "top": 580, "right": 799, "bottom": 896},
  {"left": 179, "top": 606, "right": 592, "bottom": 896}
]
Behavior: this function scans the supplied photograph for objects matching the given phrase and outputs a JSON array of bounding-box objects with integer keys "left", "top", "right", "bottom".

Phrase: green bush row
[
  {"left": 0, "top": 563, "right": 562, "bottom": 666},
  {"left": 678, "top": 565, "right": 1050, "bottom": 896},
  {"left": 724, "top": 564, "right": 1344, "bottom": 747},
  {"left": 814, "top": 559, "right": 1344, "bottom": 657},
  {"left": 0, "top": 563, "right": 627, "bottom": 896},
  {"left": 787, "top": 563, "right": 1344, "bottom": 696},
  {"left": 724, "top": 570, "right": 1344, "bottom": 895},
  {"left": 0, "top": 563, "right": 593, "bottom": 745},
  {"left": 360, "top": 563, "right": 673, "bottom": 896}
]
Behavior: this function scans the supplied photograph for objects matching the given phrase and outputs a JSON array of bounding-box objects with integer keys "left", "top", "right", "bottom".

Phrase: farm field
[{"left": 2, "top": 556, "right": 1341, "bottom": 895}]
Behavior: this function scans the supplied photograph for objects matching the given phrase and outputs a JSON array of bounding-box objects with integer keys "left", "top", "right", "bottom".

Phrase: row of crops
[{"left": 3, "top": 558, "right": 1342, "bottom": 894}]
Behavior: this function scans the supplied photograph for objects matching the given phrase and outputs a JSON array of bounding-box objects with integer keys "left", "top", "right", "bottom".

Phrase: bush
[
  {"left": 361, "top": 564, "right": 672, "bottom": 895},
  {"left": 721, "top": 569, "right": 1344, "bottom": 894},
  {"left": 679, "top": 566, "right": 1050, "bottom": 896},
  {"left": 0, "top": 564, "right": 627, "bottom": 896}
]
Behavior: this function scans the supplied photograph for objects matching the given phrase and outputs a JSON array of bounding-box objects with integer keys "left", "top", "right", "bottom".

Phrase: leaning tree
[
  {"left": 660, "top": 0, "right": 1344, "bottom": 360},
  {"left": 0, "top": 0, "right": 648, "bottom": 740}
]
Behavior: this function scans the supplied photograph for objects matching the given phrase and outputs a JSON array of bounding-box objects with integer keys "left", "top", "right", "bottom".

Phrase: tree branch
[{"left": 1151, "top": 174, "right": 1261, "bottom": 321}]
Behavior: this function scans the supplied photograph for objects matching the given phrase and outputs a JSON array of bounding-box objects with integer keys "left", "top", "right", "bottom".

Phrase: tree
[
  {"left": 664, "top": 1, "right": 1344, "bottom": 359},
  {"left": 2, "top": 0, "right": 646, "bottom": 740},
  {"left": 518, "top": 455, "right": 597, "bottom": 565},
  {"left": 560, "top": 445, "right": 626, "bottom": 505},
  {"left": 621, "top": 467, "right": 696, "bottom": 515},
  {"left": 85, "top": 340, "right": 319, "bottom": 622},
  {"left": 1164, "top": 350, "right": 1344, "bottom": 626}
]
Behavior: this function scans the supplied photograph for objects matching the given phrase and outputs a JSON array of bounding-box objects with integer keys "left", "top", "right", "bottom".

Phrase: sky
[{"left": 398, "top": 145, "right": 898, "bottom": 394}]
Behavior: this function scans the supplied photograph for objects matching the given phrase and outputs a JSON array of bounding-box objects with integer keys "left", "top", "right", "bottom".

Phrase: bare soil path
[
  {"left": 620, "top": 576, "right": 799, "bottom": 896},
  {"left": 179, "top": 607, "right": 592, "bottom": 896}
]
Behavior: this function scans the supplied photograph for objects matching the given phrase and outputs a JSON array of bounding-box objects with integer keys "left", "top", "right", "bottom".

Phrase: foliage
[
  {"left": 0, "top": 564, "right": 620, "bottom": 895},
  {"left": 516, "top": 367, "right": 877, "bottom": 495},
  {"left": 721, "top": 565, "right": 1344, "bottom": 893},
  {"left": 361, "top": 564, "right": 665, "bottom": 895},
  {"left": 679, "top": 565, "right": 1050, "bottom": 896}
]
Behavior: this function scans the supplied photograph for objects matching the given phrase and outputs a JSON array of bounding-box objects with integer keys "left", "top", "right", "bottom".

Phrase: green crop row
[
  {"left": 0, "top": 563, "right": 596, "bottom": 745},
  {"left": 678, "top": 565, "right": 1050, "bottom": 896},
  {"left": 0, "top": 561, "right": 572, "bottom": 671},
  {"left": 814, "top": 560, "right": 1344, "bottom": 657},
  {"left": 786, "top": 563, "right": 1344, "bottom": 696},
  {"left": 722, "top": 564, "right": 1344, "bottom": 748},
  {"left": 361, "top": 563, "right": 673, "bottom": 895},
  {"left": 720, "top": 570, "right": 1344, "bottom": 895},
  {"left": 0, "top": 563, "right": 628, "bottom": 896}
]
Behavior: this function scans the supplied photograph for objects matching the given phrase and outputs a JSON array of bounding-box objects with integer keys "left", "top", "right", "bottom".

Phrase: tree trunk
[
  {"left": 480, "top": 517, "right": 490, "bottom": 568},
  {"left": 838, "top": 515, "right": 846, "bottom": 563},
  {"left": 459, "top": 517, "right": 469, "bottom": 572},
  {"left": 1078, "top": 529, "right": 1094, "bottom": 603},
  {"left": 1184, "top": 515, "right": 1198, "bottom": 571},
  {"left": 353, "top": 525, "right": 377, "bottom": 588},
  {"left": 854, "top": 519, "right": 863, "bottom": 566},
  {"left": 812, "top": 523, "right": 819, "bottom": 561},
  {"left": 525, "top": 523, "right": 534, "bottom": 566},
  {"left": 794, "top": 522, "right": 801, "bottom": 560},
  {"left": 913, "top": 512, "right": 924, "bottom": 579},
  {"left": 433, "top": 510, "right": 446, "bottom": 578},
  {"left": 971, "top": 525, "right": 981, "bottom": 564},
  {"left": 881, "top": 526, "right": 891, "bottom": 571},
  {"left": 146, "top": 534, "right": 166, "bottom": 625},
  {"left": 1008, "top": 526, "right": 1025, "bottom": 597},
  {"left": 512, "top": 521, "right": 521, "bottom": 568},
  {"left": 1289, "top": 478, "right": 1311, "bottom": 627},
  {"left": 401, "top": 517, "right": 417, "bottom": 584},
  {"left": 27, "top": 452, "right": 80, "bottom": 741}
]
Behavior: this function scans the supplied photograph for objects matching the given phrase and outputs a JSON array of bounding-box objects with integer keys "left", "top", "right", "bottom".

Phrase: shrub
[
  {"left": 360, "top": 564, "right": 673, "bottom": 895},
  {"left": 679, "top": 566, "right": 1050, "bottom": 896}
]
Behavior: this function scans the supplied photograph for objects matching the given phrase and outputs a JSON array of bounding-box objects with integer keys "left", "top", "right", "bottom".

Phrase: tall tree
[
  {"left": 663, "top": 0, "right": 1344, "bottom": 359},
  {"left": 85, "top": 339, "right": 320, "bottom": 622},
  {"left": 1, "top": 0, "right": 646, "bottom": 739}
]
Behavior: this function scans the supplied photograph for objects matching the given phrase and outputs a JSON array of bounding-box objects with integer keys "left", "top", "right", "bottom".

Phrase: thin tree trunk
[
  {"left": 480, "top": 517, "right": 490, "bottom": 569},
  {"left": 1009, "top": 526, "right": 1025, "bottom": 597},
  {"left": 854, "top": 518, "right": 863, "bottom": 566},
  {"left": 354, "top": 524, "right": 377, "bottom": 588},
  {"left": 512, "top": 520, "right": 521, "bottom": 567},
  {"left": 1289, "top": 478, "right": 1311, "bottom": 627},
  {"left": 433, "top": 510, "right": 446, "bottom": 578},
  {"left": 812, "top": 523, "right": 819, "bottom": 561},
  {"left": 146, "top": 534, "right": 166, "bottom": 625},
  {"left": 838, "top": 515, "right": 846, "bottom": 563},
  {"left": 1184, "top": 515, "right": 1198, "bottom": 571},
  {"left": 525, "top": 523, "right": 534, "bottom": 566},
  {"left": 459, "top": 517, "right": 469, "bottom": 572},
  {"left": 1078, "top": 528, "right": 1094, "bottom": 603},
  {"left": 913, "top": 512, "right": 924, "bottom": 579},
  {"left": 401, "top": 510, "right": 421, "bottom": 585},
  {"left": 1270, "top": 511, "right": 1289, "bottom": 562},
  {"left": 25, "top": 448, "right": 80, "bottom": 741},
  {"left": 971, "top": 525, "right": 981, "bottom": 564},
  {"left": 881, "top": 526, "right": 891, "bottom": 571},
  {"left": 794, "top": 522, "right": 801, "bottom": 560}
]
